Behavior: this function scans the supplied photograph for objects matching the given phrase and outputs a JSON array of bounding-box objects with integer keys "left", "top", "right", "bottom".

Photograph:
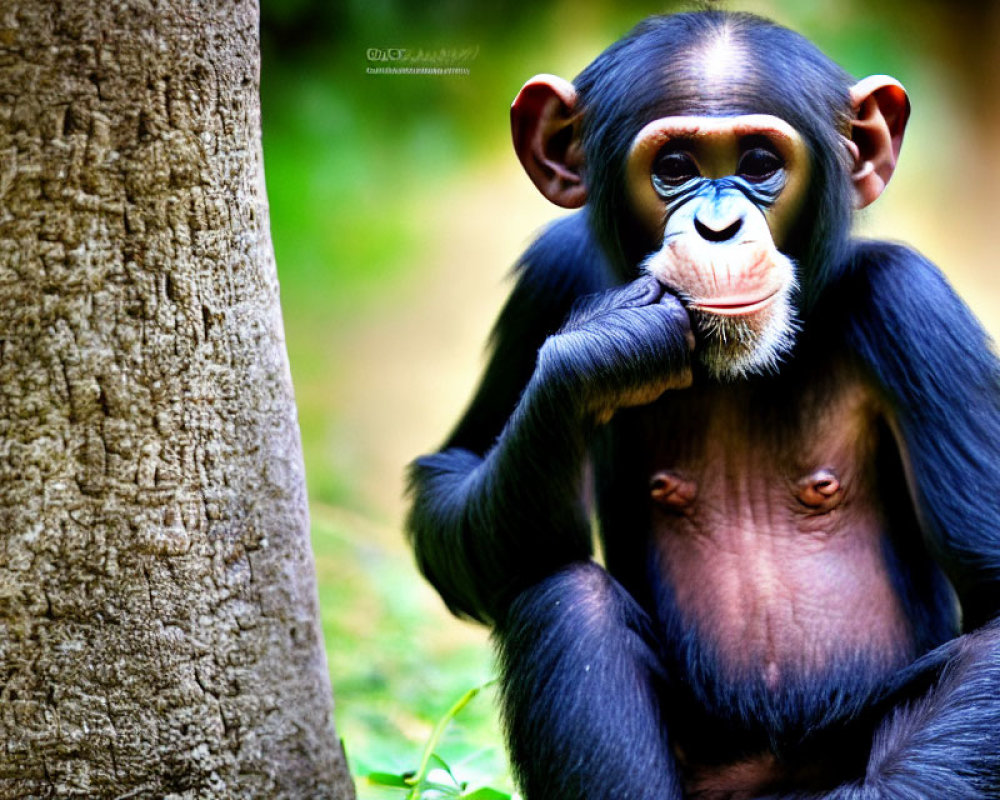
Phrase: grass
[{"left": 309, "top": 507, "right": 512, "bottom": 797}]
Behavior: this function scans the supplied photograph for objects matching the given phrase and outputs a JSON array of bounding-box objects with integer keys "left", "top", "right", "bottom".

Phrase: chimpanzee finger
[{"left": 563, "top": 274, "right": 665, "bottom": 331}]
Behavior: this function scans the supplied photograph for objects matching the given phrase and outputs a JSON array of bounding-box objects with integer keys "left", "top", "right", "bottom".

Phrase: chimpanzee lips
[{"left": 688, "top": 289, "right": 779, "bottom": 317}]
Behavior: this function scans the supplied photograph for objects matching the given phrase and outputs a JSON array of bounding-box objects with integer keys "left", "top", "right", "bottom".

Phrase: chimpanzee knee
[{"left": 494, "top": 562, "right": 681, "bottom": 800}]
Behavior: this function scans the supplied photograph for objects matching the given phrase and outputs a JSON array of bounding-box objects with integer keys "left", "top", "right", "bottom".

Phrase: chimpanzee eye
[
  {"left": 737, "top": 147, "right": 783, "bottom": 182},
  {"left": 652, "top": 150, "right": 699, "bottom": 186}
]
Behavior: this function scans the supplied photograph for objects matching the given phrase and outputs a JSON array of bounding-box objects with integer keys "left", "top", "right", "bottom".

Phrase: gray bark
[{"left": 0, "top": 1, "right": 353, "bottom": 797}]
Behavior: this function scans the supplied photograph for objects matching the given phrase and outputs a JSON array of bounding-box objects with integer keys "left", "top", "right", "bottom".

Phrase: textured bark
[{"left": 0, "top": 1, "right": 353, "bottom": 797}]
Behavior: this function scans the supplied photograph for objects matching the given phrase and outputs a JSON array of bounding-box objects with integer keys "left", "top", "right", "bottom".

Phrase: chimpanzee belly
[
  {"left": 595, "top": 356, "right": 927, "bottom": 745},
  {"left": 598, "top": 362, "right": 926, "bottom": 792},
  {"left": 640, "top": 365, "right": 912, "bottom": 676}
]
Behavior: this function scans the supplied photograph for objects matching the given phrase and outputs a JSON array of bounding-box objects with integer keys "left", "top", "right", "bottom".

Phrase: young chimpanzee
[{"left": 407, "top": 11, "right": 1000, "bottom": 800}]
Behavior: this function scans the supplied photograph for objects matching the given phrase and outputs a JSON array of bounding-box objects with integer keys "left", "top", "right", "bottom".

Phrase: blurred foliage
[
  {"left": 310, "top": 508, "right": 508, "bottom": 795},
  {"left": 257, "top": 0, "right": 989, "bottom": 796}
]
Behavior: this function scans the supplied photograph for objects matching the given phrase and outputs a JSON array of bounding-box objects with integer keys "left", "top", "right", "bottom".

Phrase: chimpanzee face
[
  {"left": 509, "top": 22, "right": 908, "bottom": 382},
  {"left": 625, "top": 115, "right": 811, "bottom": 378}
]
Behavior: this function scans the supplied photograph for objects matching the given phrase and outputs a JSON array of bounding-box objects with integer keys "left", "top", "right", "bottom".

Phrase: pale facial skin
[{"left": 625, "top": 115, "right": 810, "bottom": 379}]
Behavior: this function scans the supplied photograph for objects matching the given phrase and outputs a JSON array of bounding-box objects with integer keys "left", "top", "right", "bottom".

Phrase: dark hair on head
[{"left": 575, "top": 11, "right": 854, "bottom": 311}]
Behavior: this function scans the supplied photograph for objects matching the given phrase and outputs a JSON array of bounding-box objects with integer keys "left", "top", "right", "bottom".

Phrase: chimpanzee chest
[{"left": 627, "top": 361, "right": 913, "bottom": 679}]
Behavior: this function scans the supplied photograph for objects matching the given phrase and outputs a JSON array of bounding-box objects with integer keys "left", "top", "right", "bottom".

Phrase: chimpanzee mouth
[
  {"left": 691, "top": 287, "right": 799, "bottom": 380},
  {"left": 688, "top": 289, "right": 779, "bottom": 317}
]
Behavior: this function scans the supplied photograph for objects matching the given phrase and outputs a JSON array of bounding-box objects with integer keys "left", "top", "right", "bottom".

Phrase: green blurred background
[{"left": 256, "top": 0, "right": 1000, "bottom": 795}]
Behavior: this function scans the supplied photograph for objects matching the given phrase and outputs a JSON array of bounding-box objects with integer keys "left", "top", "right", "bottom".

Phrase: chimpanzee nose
[{"left": 694, "top": 214, "right": 744, "bottom": 242}]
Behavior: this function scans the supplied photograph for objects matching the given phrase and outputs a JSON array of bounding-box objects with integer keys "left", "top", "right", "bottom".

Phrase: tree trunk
[{"left": 0, "top": 1, "right": 353, "bottom": 797}]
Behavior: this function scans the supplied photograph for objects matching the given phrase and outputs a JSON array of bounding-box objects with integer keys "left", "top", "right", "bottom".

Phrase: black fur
[{"left": 407, "top": 11, "right": 1000, "bottom": 799}]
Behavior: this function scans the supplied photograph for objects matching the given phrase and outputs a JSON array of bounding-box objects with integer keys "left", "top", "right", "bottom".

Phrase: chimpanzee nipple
[
  {"left": 650, "top": 471, "right": 698, "bottom": 510},
  {"left": 796, "top": 470, "right": 842, "bottom": 510}
]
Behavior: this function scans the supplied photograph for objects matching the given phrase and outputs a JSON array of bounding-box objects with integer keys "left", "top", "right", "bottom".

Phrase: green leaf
[{"left": 367, "top": 771, "right": 411, "bottom": 788}]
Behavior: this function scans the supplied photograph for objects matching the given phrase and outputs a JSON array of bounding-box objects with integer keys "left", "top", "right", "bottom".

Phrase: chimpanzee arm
[
  {"left": 406, "top": 213, "right": 692, "bottom": 624},
  {"left": 845, "top": 241, "right": 1000, "bottom": 626},
  {"left": 442, "top": 214, "right": 611, "bottom": 456},
  {"left": 407, "top": 214, "right": 607, "bottom": 623}
]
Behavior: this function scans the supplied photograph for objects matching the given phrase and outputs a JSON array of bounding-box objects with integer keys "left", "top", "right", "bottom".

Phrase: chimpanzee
[{"left": 407, "top": 10, "right": 1000, "bottom": 800}]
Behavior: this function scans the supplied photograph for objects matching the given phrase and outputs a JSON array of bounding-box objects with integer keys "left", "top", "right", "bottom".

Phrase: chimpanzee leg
[
  {"left": 494, "top": 561, "right": 681, "bottom": 800},
  {"left": 857, "top": 621, "right": 1000, "bottom": 800},
  {"left": 769, "top": 621, "right": 1000, "bottom": 800}
]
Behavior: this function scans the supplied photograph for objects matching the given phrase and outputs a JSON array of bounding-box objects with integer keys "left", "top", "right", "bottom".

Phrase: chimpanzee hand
[{"left": 537, "top": 274, "right": 694, "bottom": 424}]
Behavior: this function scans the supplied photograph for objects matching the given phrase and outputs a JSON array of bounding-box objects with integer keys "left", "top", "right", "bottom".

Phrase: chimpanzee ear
[
  {"left": 847, "top": 75, "right": 910, "bottom": 209},
  {"left": 511, "top": 74, "right": 587, "bottom": 208}
]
